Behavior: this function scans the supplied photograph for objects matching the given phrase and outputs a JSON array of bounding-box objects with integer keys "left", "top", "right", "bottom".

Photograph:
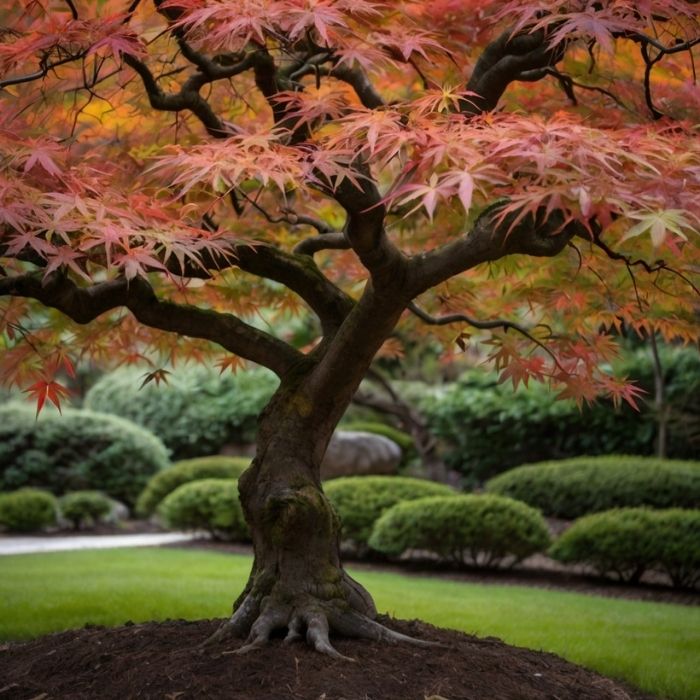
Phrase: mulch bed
[{"left": 0, "top": 617, "right": 658, "bottom": 700}]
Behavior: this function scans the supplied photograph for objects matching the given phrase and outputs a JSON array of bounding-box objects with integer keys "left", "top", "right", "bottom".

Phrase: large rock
[{"left": 321, "top": 431, "right": 402, "bottom": 480}]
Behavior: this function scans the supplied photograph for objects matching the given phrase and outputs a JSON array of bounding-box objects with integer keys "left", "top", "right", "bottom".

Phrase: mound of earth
[{"left": 0, "top": 617, "right": 655, "bottom": 700}]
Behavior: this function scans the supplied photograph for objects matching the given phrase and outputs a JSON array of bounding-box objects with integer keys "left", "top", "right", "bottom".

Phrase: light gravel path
[{"left": 0, "top": 532, "right": 196, "bottom": 556}]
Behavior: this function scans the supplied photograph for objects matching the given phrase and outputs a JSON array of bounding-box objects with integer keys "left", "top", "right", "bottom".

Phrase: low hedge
[
  {"left": 59, "top": 491, "right": 112, "bottom": 530},
  {"left": 549, "top": 508, "right": 700, "bottom": 588},
  {"left": 369, "top": 494, "right": 550, "bottom": 568},
  {"left": 0, "top": 488, "right": 57, "bottom": 532},
  {"left": 158, "top": 478, "right": 248, "bottom": 541},
  {"left": 136, "top": 456, "right": 250, "bottom": 516},
  {"left": 486, "top": 456, "right": 700, "bottom": 519},
  {"left": 324, "top": 476, "right": 455, "bottom": 551},
  {"left": 0, "top": 404, "right": 170, "bottom": 506}
]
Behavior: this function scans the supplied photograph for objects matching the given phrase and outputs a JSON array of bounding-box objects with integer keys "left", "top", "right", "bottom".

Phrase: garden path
[{"left": 0, "top": 532, "right": 195, "bottom": 555}]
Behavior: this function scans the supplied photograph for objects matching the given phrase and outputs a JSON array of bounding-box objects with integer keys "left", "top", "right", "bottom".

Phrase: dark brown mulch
[{"left": 0, "top": 617, "right": 657, "bottom": 700}]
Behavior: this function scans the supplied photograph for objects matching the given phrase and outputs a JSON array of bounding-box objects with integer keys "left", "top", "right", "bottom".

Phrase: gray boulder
[{"left": 321, "top": 431, "right": 402, "bottom": 479}]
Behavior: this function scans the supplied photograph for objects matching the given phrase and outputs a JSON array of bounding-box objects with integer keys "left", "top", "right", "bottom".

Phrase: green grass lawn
[{"left": 1, "top": 548, "right": 698, "bottom": 700}]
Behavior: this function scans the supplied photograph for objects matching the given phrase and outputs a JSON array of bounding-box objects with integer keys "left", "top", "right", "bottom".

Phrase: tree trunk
[{"left": 206, "top": 369, "right": 429, "bottom": 657}]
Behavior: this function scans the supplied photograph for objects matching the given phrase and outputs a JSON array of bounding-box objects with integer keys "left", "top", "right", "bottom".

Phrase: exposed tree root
[{"left": 205, "top": 587, "right": 440, "bottom": 661}]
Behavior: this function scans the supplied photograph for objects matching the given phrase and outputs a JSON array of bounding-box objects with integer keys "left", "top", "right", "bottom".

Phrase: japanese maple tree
[{"left": 1, "top": 0, "right": 699, "bottom": 655}]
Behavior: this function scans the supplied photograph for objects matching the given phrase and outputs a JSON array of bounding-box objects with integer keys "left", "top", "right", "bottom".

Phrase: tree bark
[{"left": 207, "top": 327, "right": 433, "bottom": 657}]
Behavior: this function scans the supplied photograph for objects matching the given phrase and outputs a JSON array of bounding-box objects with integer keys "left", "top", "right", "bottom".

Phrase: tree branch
[
  {"left": 407, "top": 205, "right": 585, "bottom": 296},
  {"left": 0, "top": 272, "right": 301, "bottom": 377},
  {"left": 463, "top": 29, "right": 565, "bottom": 115}
]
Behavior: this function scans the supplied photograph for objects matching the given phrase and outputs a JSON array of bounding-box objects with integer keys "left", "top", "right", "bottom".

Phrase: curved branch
[
  {"left": 0, "top": 272, "right": 301, "bottom": 377},
  {"left": 407, "top": 205, "right": 585, "bottom": 296},
  {"left": 407, "top": 301, "right": 566, "bottom": 375},
  {"left": 464, "top": 29, "right": 565, "bottom": 115},
  {"left": 293, "top": 232, "right": 349, "bottom": 256}
]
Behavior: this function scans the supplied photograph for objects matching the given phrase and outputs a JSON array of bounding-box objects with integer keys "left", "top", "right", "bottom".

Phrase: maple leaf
[
  {"left": 140, "top": 368, "right": 172, "bottom": 388},
  {"left": 23, "top": 378, "right": 72, "bottom": 417}
]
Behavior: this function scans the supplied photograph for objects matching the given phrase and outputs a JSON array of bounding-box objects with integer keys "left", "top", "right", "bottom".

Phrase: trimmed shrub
[
  {"left": 136, "top": 456, "right": 250, "bottom": 516},
  {"left": 85, "top": 366, "right": 278, "bottom": 459},
  {"left": 0, "top": 488, "right": 57, "bottom": 532},
  {"left": 549, "top": 508, "right": 700, "bottom": 588},
  {"left": 59, "top": 491, "right": 112, "bottom": 530},
  {"left": 486, "top": 456, "right": 700, "bottom": 519},
  {"left": 0, "top": 404, "right": 170, "bottom": 506},
  {"left": 158, "top": 478, "right": 248, "bottom": 541},
  {"left": 369, "top": 494, "right": 550, "bottom": 568},
  {"left": 324, "top": 476, "right": 455, "bottom": 550},
  {"left": 420, "top": 345, "right": 700, "bottom": 484}
]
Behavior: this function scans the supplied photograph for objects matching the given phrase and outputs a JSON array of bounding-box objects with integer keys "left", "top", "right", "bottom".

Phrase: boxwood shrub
[
  {"left": 369, "top": 494, "right": 550, "bottom": 568},
  {"left": 59, "top": 491, "right": 112, "bottom": 530},
  {"left": 486, "top": 456, "right": 700, "bottom": 519},
  {"left": 0, "top": 404, "right": 170, "bottom": 506},
  {"left": 420, "top": 345, "right": 700, "bottom": 484},
  {"left": 549, "top": 508, "right": 700, "bottom": 588},
  {"left": 324, "top": 476, "right": 455, "bottom": 551},
  {"left": 158, "top": 478, "right": 248, "bottom": 541},
  {"left": 0, "top": 488, "right": 57, "bottom": 532},
  {"left": 85, "top": 366, "right": 278, "bottom": 459},
  {"left": 136, "top": 455, "right": 250, "bottom": 516}
]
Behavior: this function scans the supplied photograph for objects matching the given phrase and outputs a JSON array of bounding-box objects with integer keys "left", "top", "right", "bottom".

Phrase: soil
[{"left": 0, "top": 617, "right": 659, "bottom": 700}]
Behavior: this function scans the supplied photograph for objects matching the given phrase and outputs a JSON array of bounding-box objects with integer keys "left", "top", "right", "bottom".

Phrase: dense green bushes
[
  {"left": 550, "top": 508, "right": 700, "bottom": 588},
  {"left": 420, "top": 346, "right": 700, "bottom": 483},
  {"left": 369, "top": 494, "right": 550, "bottom": 567},
  {"left": 85, "top": 366, "right": 278, "bottom": 459},
  {"left": 0, "top": 404, "right": 170, "bottom": 506},
  {"left": 486, "top": 456, "right": 700, "bottom": 519},
  {"left": 136, "top": 456, "right": 250, "bottom": 516},
  {"left": 158, "top": 479, "right": 248, "bottom": 541},
  {"left": 58, "top": 491, "right": 112, "bottom": 530},
  {"left": 324, "top": 476, "right": 454, "bottom": 550},
  {"left": 0, "top": 489, "right": 57, "bottom": 532}
]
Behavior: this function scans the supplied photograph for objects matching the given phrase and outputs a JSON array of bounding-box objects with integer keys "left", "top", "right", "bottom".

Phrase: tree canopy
[{"left": 1, "top": 0, "right": 698, "bottom": 411}]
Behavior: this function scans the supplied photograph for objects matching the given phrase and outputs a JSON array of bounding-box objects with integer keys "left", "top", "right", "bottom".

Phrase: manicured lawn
[{"left": 1, "top": 548, "right": 698, "bottom": 700}]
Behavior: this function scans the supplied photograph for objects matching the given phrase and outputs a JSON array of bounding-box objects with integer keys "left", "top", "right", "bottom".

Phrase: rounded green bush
[
  {"left": 59, "top": 491, "right": 112, "bottom": 530},
  {"left": 324, "top": 476, "right": 455, "bottom": 550},
  {"left": 158, "top": 478, "right": 248, "bottom": 541},
  {"left": 0, "top": 404, "right": 170, "bottom": 506},
  {"left": 486, "top": 456, "right": 700, "bottom": 519},
  {"left": 85, "top": 366, "right": 278, "bottom": 459},
  {"left": 550, "top": 508, "right": 700, "bottom": 588},
  {"left": 0, "top": 488, "right": 57, "bottom": 532},
  {"left": 369, "top": 494, "right": 550, "bottom": 567},
  {"left": 136, "top": 455, "right": 250, "bottom": 516}
]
